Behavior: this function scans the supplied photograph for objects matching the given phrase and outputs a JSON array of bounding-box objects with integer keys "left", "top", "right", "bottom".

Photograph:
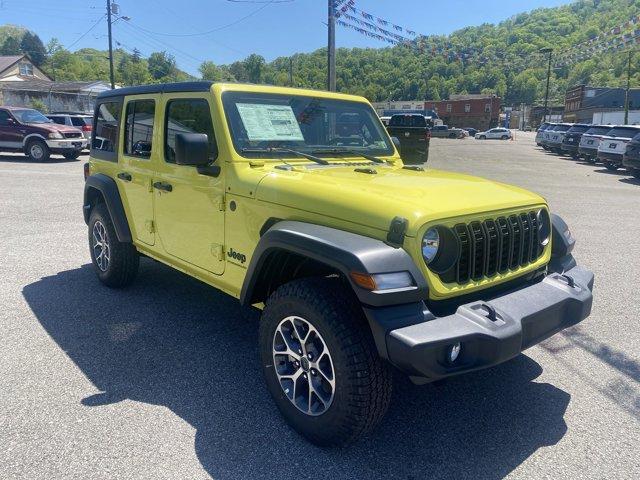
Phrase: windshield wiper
[
  {"left": 241, "top": 147, "right": 329, "bottom": 165},
  {"left": 310, "top": 148, "right": 387, "bottom": 164}
]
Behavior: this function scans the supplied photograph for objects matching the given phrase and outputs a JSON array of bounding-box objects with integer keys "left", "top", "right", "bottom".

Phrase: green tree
[
  {"left": 20, "top": 32, "right": 47, "bottom": 66},
  {"left": 148, "top": 51, "right": 176, "bottom": 80},
  {"left": 244, "top": 54, "right": 266, "bottom": 83},
  {"left": 0, "top": 36, "right": 21, "bottom": 55}
]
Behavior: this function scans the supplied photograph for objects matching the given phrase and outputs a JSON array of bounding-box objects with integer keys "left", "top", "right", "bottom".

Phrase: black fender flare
[
  {"left": 240, "top": 221, "right": 428, "bottom": 308},
  {"left": 83, "top": 173, "right": 132, "bottom": 243},
  {"left": 549, "top": 214, "right": 577, "bottom": 273}
]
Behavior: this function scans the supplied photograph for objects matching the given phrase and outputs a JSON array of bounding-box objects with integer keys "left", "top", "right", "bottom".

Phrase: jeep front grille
[{"left": 442, "top": 211, "right": 543, "bottom": 285}]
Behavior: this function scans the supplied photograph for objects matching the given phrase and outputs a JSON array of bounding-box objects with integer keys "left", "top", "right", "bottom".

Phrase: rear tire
[
  {"left": 605, "top": 162, "right": 619, "bottom": 171},
  {"left": 632, "top": 169, "right": 640, "bottom": 179},
  {"left": 501, "top": 135, "right": 509, "bottom": 140},
  {"left": 88, "top": 203, "right": 139, "bottom": 288},
  {"left": 586, "top": 156, "right": 596, "bottom": 164},
  {"left": 479, "top": 135, "right": 486, "bottom": 140},
  {"left": 63, "top": 150, "right": 81, "bottom": 160},
  {"left": 259, "top": 277, "right": 392, "bottom": 447},
  {"left": 26, "top": 139, "right": 50, "bottom": 162}
]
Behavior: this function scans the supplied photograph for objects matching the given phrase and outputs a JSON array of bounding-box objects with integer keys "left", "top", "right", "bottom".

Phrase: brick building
[
  {"left": 425, "top": 94, "right": 501, "bottom": 130},
  {"left": 564, "top": 84, "right": 640, "bottom": 123}
]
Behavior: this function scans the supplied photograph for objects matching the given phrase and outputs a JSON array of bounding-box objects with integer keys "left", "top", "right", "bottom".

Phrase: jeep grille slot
[{"left": 447, "top": 210, "right": 544, "bottom": 286}]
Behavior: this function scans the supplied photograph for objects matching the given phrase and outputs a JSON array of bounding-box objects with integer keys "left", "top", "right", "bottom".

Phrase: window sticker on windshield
[{"left": 236, "top": 103, "right": 304, "bottom": 141}]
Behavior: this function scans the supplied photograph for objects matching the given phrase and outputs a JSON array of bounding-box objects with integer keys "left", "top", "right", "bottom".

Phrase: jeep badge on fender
[{"left": 83, "top": 81, "right": 594, "bottom": 447}]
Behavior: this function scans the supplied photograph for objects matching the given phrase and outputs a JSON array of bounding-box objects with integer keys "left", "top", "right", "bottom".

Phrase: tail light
[
  {"left": 82, "top": 125, "right": 92, "bottom": 132},
  {"left": 83, "top": 162, "right": 90, "bottom": 180}
]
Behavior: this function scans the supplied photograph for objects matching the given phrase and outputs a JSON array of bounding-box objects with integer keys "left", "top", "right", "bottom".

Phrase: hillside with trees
[{"left": 2, "top": 0, "right": 640, "bottom": 105}]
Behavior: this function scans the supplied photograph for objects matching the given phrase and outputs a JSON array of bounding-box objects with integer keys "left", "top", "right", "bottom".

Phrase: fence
[{"left": 0, "top": 87, "right": 99, "bottom": 113}]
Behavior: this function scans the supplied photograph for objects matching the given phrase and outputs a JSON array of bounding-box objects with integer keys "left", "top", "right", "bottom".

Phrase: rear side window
[
  {"left": 71, "top": 116, "right": 92, "bottom": 127},
  {"left": 164, "top": 98, "right": 215, "bottom": 164},
  {"left": 92, "top": 101, "right": 122, "bottom": 160},
  {"left": 124, "top": 100, "right": 155, "bottom": 158}
]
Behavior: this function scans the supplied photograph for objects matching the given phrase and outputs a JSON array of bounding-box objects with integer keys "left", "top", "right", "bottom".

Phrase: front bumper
[
  {"left": 364, "top": 263, "right": 594, "bottom": 383},
  {"left": 45, "top": 138, "right": 88, "bottom": 152},
  {"left": 561, "top": 143, "right": 578, "bottom": 154},
  {"left": 597, "top": 151, "right": 623, "bottom": 165}
]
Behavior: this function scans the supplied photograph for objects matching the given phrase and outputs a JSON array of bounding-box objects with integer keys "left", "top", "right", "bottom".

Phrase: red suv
[{"left": 0, "top": 106, "right": 88, "bottom": 161}]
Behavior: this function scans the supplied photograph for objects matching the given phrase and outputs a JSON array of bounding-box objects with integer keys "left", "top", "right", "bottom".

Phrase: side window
[
  {"left": 93, "top": 101, "right": 122, "bottom": 158},
  {"left": 164, "top": 98, "right": 215, "bottom": 164},
  {"left": 49, "top": 117, "right": 65, "bottom": 125},
  {"left": 124, "top": 99, "right": 155, "bottom": 158},
  {"left": 0, "top": 110, "right": 11, "bottom": 125}
]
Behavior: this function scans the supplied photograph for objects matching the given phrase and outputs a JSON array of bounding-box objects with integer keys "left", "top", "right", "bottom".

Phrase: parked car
[
  {"left": 83, "top": 81, "right": 593, "bottom": 447},
  {"left": 545, "top": 123, "right": 573, "bottom": 153},
  {"left": 46, "top": 112, "right": 93, "bottom": 142},
  {"left": 596, "top": 125, "right": 640, "bottom": 170},
  {"left": 379, "top": 116, "right": 391, "bottom": 126},
  {"left": 385, "top": 114, "right": 430, "bottom": 164},
  {"left": 0, "top": 106, "right": 88, "bottom": 161},
  {"left": 475, "top": 128, "right": 512, "bottom": 140},
  {"left": 463, "top": 127, "right": 478, "bottom": 137},
  {"left": 540, "top": 123, "right": 559, "bottom": 150},
  {"left": 578, "top": 125, "right": 613, "bottom": 163},
  {"left": 560, "top": 123, "right": 591, "bottom": 158},
  {"left": 430, "top": 124, "right": 465, "bottom": 138},
  {"left": 622, "top": 131, "right": 640, "bottom": 178}
]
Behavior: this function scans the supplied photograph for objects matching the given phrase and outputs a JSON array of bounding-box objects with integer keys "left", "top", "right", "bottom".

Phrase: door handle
[
  {"left": 153, "top": 181, "right": 173, "bottom": 192},
  {"left": 117, "top": 172, "right": 132, "bottom": 181}
]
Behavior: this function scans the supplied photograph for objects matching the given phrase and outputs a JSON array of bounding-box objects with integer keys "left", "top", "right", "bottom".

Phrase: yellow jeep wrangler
[{"left": 83, "top": 82, "right": 594, "bottom": 446}]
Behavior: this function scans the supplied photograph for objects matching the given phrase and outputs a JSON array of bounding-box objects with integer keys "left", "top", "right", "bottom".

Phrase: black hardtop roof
[{"left": 97, "top": 81, "right": 214, "bottom": 100}]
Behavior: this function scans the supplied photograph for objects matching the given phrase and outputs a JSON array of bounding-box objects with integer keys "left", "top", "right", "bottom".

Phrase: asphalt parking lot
[{"left": 1, "top": 133, "right": 639, "bottom": 480}]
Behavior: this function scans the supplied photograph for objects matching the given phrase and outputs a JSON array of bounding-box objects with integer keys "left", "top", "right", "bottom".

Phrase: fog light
[{"left": 448, "top": 343, "right": 461, "bottom": 363}]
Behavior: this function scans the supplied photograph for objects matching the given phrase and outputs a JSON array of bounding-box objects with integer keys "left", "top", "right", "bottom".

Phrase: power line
[
  {"left": 126, "top": 0, "right": 279, "bottom": 38},
  {"left": 66, "top": 14, "right": 107, "bottom": 49}
]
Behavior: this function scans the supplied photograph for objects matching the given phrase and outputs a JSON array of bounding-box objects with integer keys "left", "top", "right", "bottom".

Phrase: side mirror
[
  {"left": 6, "top": 117, "right": 16, "bottom": 125},
  {"left": 175, "top": 133, "right": 213, "bottom": 166},
  {"left": 391, "top": 136, "right": 401, "bottom": 153}
]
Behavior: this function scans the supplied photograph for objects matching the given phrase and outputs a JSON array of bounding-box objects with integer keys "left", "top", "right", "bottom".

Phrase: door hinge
[
  {"left": 211, "top": 243, "right": 224, "bottom": 261},
  {"left": 145, "top": 220, "right": 155, "bottom": 233},
  {"left": 148, "top": 178, "right": 154, "bottom": 193},
  {"left": 217, "top": 196, "right": 225, "bottom": 211}
]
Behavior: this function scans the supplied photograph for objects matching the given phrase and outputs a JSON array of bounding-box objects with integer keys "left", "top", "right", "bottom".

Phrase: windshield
[
  {"left": 605, "top": 127, "right": 640, "bottom": 138},
  {"left": 13, "top": 109, "right": 52, "bottom": 124},
  {"left": 567, "top": 125, "right": 589, "bottom": 133},
  {"left": 555, "top": 125, "right": 572, "bottom": 132},
  {"left": 585, "top": 126, "right": 612, "bottom": 136},
  {"left": 222, "top": 91, "right": 394, "bottom": 159}
]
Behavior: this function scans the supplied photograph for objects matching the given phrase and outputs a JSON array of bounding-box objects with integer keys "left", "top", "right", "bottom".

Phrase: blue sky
[{"left": 1, "top": 0, "right": 573, "bottom": 75}]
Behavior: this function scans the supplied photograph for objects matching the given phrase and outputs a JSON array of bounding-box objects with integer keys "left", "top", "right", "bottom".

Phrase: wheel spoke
[{"left": 272, "top": 316, "right": 335, "bottom": 417}]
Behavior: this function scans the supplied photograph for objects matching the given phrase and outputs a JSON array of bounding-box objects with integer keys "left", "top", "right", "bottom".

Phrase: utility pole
[
  {"left": 541, "top": 47, "right": 553, "bottom": 122},
  {"left": 327, "top": 0, "right": 336, "bottom": 92},
  {"left": 624, "top": 50, "right": 633, "bottom": 125},
  {"left": 107, "top": 0, "right": 115, "bottom": 89}
]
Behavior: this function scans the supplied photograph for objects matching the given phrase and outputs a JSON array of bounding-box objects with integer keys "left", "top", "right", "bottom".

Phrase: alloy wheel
[
  {"left": 272, "top": 316, "right": 335, "bottom": 416},
  {"left": 92, "top": 220, "right": 110, "bottom": 272},
  {"left": 30, "top": 143, "right": 44, "bottom": 160}
]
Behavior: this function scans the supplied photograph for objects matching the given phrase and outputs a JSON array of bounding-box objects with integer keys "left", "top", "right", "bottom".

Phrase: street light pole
[
  {"left": 327, "top": 0, "right": 336, "bottom": 92},
  {"left": 107, "top": 0, "right": 115, "bottom": 89},
  {"left": 540, "top": 48, "right": 553, "bottom": 123},
  {"left": 624, "top": 50, "right": 632, "bottom": 125}
]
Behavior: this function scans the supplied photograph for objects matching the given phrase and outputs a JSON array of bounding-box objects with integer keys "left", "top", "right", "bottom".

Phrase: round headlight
[
  {"left": 537, "top": 209, "right": 551, "bottom": 246},
  {"left": 422, "top": 228, "right": 440, "bottom": 265}
]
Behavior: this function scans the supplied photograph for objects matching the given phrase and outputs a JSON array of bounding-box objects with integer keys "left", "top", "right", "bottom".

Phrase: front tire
[
  {"left": 479, "top": 135, "right": 486, "bottom": 140},
  {"left": 26, "top": 139, "right": 50, "bottom": 162},
  {"left": 88, "top": 203, "right": 139, "bottom": 288},
  {"left": 259, "top": 277, "right": 392, "bottom": 447},
  {"left": 632, "top": 169, "right": 640, "bottom": 179}
]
